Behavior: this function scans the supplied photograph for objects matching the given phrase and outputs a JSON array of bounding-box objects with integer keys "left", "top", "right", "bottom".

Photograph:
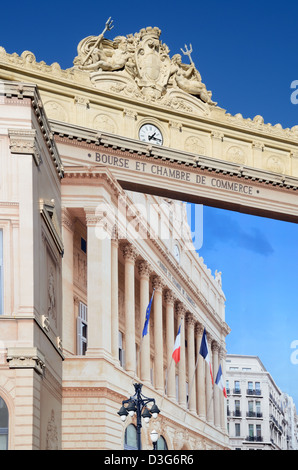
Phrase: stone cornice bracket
[
  {"left": 6, "top": 347, "right": 45, "bottom": 376},
  {"left": 8, "top": 128, "right": 41, "bottom": 166}
]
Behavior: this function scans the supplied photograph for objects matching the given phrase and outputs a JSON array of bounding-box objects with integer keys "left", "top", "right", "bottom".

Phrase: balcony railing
[
  {"left": 245, "top": 435, "right": 263, "bottom": 442},
  {"left": 246, "top": 411, "right": 263, "bottom": 418},
  {"left": 246, "top": 389, "right": 262, "bottom": 396}
]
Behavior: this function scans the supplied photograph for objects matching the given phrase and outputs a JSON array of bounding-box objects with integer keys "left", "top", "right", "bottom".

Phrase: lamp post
[{"left": 118, "top": 383, "right": 160, "bottom": 450}]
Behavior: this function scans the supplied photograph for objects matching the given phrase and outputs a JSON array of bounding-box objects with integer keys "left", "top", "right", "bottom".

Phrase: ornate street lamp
[
  {"left": 117, "top": 383, "right": 160, "bottom": 450},
  {"left": 150, "top": 430, "right": 159, "bottom": 450}
]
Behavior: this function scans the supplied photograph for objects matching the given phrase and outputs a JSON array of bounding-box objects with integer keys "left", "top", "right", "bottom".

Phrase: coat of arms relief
[{"left": 73, "top": 19, "right": 215, "bottom": 110}]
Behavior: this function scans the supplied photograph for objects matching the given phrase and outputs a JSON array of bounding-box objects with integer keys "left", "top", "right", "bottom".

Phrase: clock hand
[{"left": 148, "top": 132, "right": 156, "bottom": 141}]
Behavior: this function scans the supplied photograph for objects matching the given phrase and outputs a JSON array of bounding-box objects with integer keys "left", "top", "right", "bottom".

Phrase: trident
[
  {"left": 82, "top": 17, "right": 114, "bottom": 66},
  {"left": 181, "top": 43, "right": 194, "bottom": 65}
]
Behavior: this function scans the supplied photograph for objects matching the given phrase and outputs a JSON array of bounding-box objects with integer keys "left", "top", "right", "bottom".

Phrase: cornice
[
  {"left": 52, "top": 121, "right": 298, "bottom": 191},
  {"left": 2, "top": 45, "right": 298, "bottom": 148},
  {"left": 0, "top": 80, "right": 64, "bottom": 179}
]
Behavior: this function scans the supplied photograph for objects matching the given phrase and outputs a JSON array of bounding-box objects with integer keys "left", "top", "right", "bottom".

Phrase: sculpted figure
[
  {"left": 171, "top": 54, "right": 215, "bottom": 104},
  {"left": 74, "top": 17, "right": 130, "bottom": 71}
]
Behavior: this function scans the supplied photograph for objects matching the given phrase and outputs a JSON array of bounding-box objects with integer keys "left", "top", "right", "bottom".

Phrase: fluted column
[
  {"left": 196, "top": 323, "right": 206, "bottom": 419},
  {"left": 152, "top": 275, "right": 164, "bottom": 392},
  {"left": 111, "top": 228, "right": 119, "bottom": 362},
  {"left": 212, "top": 341, "right": 220, "bottom": 428},
  {"left": 85, "top": 208, "right": 112, "bottom": 357},
  {"left": 206, "top": 332, "right": 214, "bottom": 423},
  {"left": 176, "top": 302, "right": 186, "bottom": 408},
  {"left": 164, "top": 289, "right": 176, "bottom": 400},
  {"left": 186, "top": 314, "right": 196, "bottom": 413},
  {"left": 121, "top": 242, "right": 137, "bottom": 375},
  {"left": 138, "top": 260, "right": 151, "bottom": 385}
]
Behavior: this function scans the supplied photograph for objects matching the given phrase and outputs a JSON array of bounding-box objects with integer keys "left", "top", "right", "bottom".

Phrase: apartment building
[{"left": 226, "top": 355, "right": 296, "bottom": 450}]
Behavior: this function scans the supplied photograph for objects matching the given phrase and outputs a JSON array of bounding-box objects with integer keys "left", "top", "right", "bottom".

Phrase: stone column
[
  {"left": 138, "top": 260, "right": 151, "bottom": 385},
  {"left": 85, "top": 208, "right": 112, "bottom": 358},
  {"left": 176, "top": 302, "right": 186, "bottom": 408},
  {"left": 186, "top": 314, "right": 196, "bottom": 414},
  {"left": 121, "top": 242, "right": 137, "bottom": 375},
  {"left": 111, "top": 227, "right": 119, "bottom": 362},
  {"left": 61, "top": 208, "right": 74, "bottom": 355},
  {"left": 164, "top": 289, "right": 176, "bottom": 400},
  {"left": 212, "top": 341, "right": 220, "bottom": 428},
  {"left": 152, "top": 275, "right": 164, "bottom": 392},
  {"left": 206, "top": 332, "right": 214, "bottom": 424},
  {"left": 195, "top": 323, "right": 206, "bottom": 419}
]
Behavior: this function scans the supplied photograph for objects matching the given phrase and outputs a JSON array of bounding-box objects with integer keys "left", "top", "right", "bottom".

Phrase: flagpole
[{"left": 136, "top": 289, "right": 155, "bottom": 378}]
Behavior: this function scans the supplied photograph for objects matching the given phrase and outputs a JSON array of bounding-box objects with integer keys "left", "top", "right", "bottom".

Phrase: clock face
[
  {"left": 174, "top": 244, "right": 180, "bottom": 262},
  {"left": 139, "top": 124, "right": 163, "bottom": 145}
]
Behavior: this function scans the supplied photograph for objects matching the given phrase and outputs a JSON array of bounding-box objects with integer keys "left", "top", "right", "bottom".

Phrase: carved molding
[
  {"left": 8, "top": 128, "right": 41, "bottom": 166},
  {"left": 6, "top": 347, "right": 45, "bottom": 375}
]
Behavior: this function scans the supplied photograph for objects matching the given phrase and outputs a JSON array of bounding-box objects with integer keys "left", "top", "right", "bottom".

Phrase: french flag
[
  {"left": 172, "top": 325, "right": 181, "bottom": 364},
  {"left": 215, "top": 364, "right": 227, "bottom": 398},
  {"left": 199, "top": 328, "right": 214, "bottom": 384}
]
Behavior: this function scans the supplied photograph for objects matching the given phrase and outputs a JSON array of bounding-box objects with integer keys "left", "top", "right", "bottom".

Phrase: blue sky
[{"left": 1, "top": 1, "right": 298, "bottom": 405}]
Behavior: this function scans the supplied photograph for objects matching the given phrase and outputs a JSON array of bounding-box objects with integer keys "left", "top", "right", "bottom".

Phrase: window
[
  {"left": 81, "top": 237, "right": 87, "bottom": 254},
  {"left": 118, "top": 331, "right": 125, "bottom": 367},
  {"left": 248, "top": 424, "right": 254, "bottom": 438},
  {"left": 235, "top": 400, "right": 241, "bottom": 416},
  {"left": 124, "top": 424, "right": 138, "bottom": 450},
  {"left": 0, "top": 397, "right": 8, "bottom": 450},
  {"left": 234, "top": 381, "right": 240, "bottom": 393},
  {"left": 77, "top": 302, "right": 87, "bottom": 355},
  {"left": 0, "top": 230, "right": 3, "bottom": 315},
  {"left": 235, "top": 423, "right": 241, "bottom": 437},
  {"left": 156, "top": 436, "right": 168, "bottom": 450},
  {"left": 248, "top": 401, "right": 254, "bottom": 416}
]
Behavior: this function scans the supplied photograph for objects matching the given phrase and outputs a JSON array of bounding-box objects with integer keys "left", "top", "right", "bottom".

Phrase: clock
[
  {"left": 139, "top": 123, "right": 163, "bottom": 145},
  {"left": 173, "top": 244, "right": 180, "bottom": 263}
]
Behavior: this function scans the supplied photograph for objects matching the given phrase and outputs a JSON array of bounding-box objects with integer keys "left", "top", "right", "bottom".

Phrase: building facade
[
  {"left": 0, "top": 80, "right": 230, "bottom": 449},
  {"left": 226, "top": 355, "right": 297, "bottom": 450},
  {"left": 1, "top": 22, "right": 298, "bottom": 450}
]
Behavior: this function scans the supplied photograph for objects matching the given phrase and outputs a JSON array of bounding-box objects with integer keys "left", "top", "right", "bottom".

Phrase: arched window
[
  {"left": 0, "top": 397, "right": 8, "bottom": 450},
  {"left": 124, "top": 424, "right": 138, "bottom": 450},
  {"left": 157, "top": 435, "right": 168, "bottom": 450}
]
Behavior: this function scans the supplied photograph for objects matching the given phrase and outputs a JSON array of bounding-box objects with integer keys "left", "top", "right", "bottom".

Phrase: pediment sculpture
[{"left": 73, "top": 18, "right": 216, "bottom": 108}]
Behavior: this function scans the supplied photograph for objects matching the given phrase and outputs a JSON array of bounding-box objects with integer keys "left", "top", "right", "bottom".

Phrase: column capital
[
  {"left": 61, "top": 207, "right": 74, "bottom": 232},
  {"left": 121, "top": 242, "right": 138, "bottom": 263},
  {"left": 151, "top": 275, "right": 163, "bottom": 292},
  {"left": 186, "top": 312, "right": 195, "bottom": 327},
  {"left": 211, "top": 340, "right": 220, "bottom": 353},
  {"left": 195, "top": 322, "right": 204, "bottom": 335},
  {"left": 175, "top": 301, "right": 186, "bottom": 320},
  {"left": 84, "top": 206, "right": 115, "bottom": 236},
  {"left": 164, "top": 289, "right": 175, "bottom": 305},
  {"left": 137, "top": 259, "right": 151, "bottom": 278}
]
